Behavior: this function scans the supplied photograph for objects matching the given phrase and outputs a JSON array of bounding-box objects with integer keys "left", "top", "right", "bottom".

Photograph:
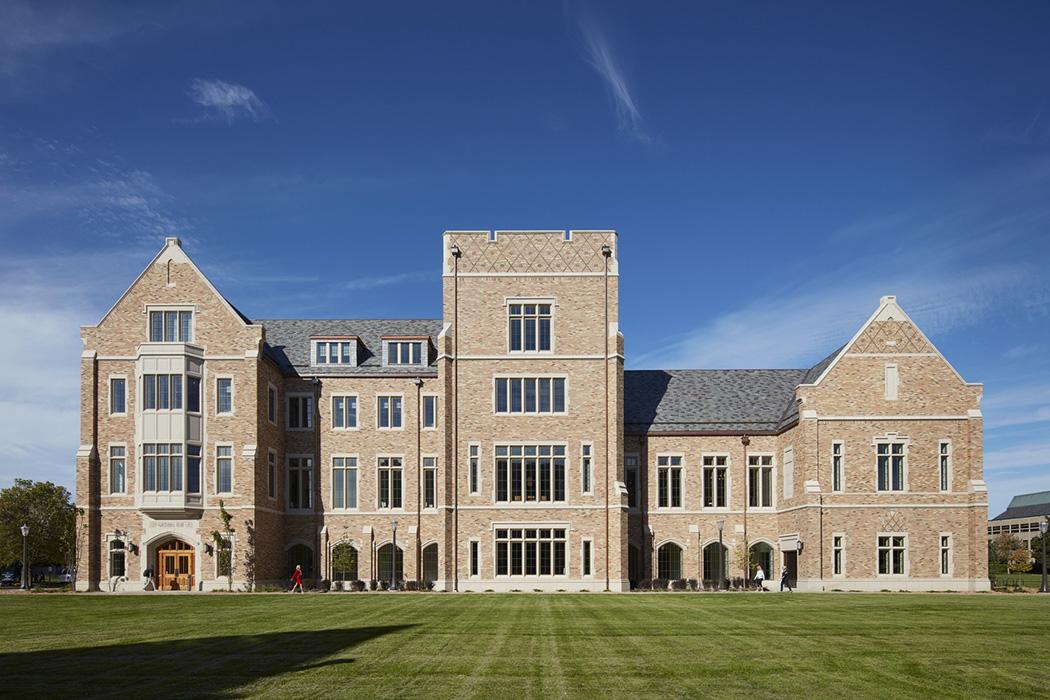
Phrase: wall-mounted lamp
[
  {"left": 129, "top": 543, "right": 139, "bottom": 555},
  {"left": 450, "top": 244, "right": 461, "bottom": 258},
  {"left": 205, "top": 544, "right": 214, "bottom": 556}
]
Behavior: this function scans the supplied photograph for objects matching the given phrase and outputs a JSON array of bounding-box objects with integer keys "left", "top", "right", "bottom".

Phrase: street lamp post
[
  {"left": 19, "top": 524, "right": 29, "bottom": 591},
  {"left": 390, "top": 519, "right": 399, "bottom": 591},
  {"left": 1040, "top": 520, "right": 1048, "bottom": 594},
  {"left": 715, "top": 519, "right": 725, "bottom": 591}
]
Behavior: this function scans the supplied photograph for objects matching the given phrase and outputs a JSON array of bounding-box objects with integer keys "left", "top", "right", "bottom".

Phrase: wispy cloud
[
  {"left": 576, "top": 13, "right": 651, "bottom": 145},
  {"left": 186, "top": 79, "right": 272, "bottom": 124},
  {"left": 341, "top": 271, "right": 431, "bottom": 291}
]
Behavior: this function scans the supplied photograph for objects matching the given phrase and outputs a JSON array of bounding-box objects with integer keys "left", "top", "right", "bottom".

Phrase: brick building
[{"left": 75, "top": 232, "right": 989, "bottom": 592}]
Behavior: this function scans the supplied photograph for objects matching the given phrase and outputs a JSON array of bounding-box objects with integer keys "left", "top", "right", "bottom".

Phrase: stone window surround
[
  {"left": 286, "top": 393, "right": 314, "bottom": 431},
  {"left": 267, "top": 448, "right": 278, "bottom": 501},
  {"left": 215, "top": 375, "right": 235, "bottom": 416},
  {"left": 376, "top": 393, "right": 405, "bottom": 431},
  {"left": 423, "top": 454, "right": 438, "bottom": 510},
  {"left": 381, "top": 338, "right": 428, "bottom": 368},
  {"left": 107, "top": 441, "right": 128, "bottom": 496},
  {"left": 654, "top": 452, "right": 684, "bottom": 511},
  {"left": 701, "top": 452, "right": 732, "bottom": 511},
  {"left": 422, "top": 393, "right": 439, "bottom": 430},
  {"left": 144, "top": 303, "right": 196, "bottom": 344},
  {"left": 492, "top": 442, "right": 569, "bottom": 505},
  {"left": 331, "top": 394, "right": 360, "bottom": 431},
  {"left": 469, "top": 538, "right": 481, "bottom": 578},
  {"left": 491, "top": 521, "right": 571, "bottom": 579},
  {"left": 375, "top": 454, "right": 405, "bottom": 511},
  {"left": 746, "top": 452, "right": 776, "bottom": 512},
  {"left": 286, "top": 453, "right": 315, "bottom": 512},
  {"left": 215, "top": 441, "right": 234, "bottom": 495},
  {"left": 267, "top": 383, "right": 278, "bottom": 426},
  {"left": 311, "top": 337, "right": 357, "bottom": 367},
  {"left": 938, "top": 439, "right": 952, "bottom": 493},
  {"left": 492, "top": 374, "right": 568, "bottom": 415},
  {"left": 624, "top": 453, "right": 640, "bottom": 510},
  {"left": 580, "top": 442, "right": 594, "bottom": 496},
  {"left": 831, "top": 531, "right": 846, "bottom": 578},
  {"left": 330, "top": 453, "right": 359, "bottom": 512},
  {"left": 468, "top": 442, "right": 481, "bottom": 495},
  {"left": 504, "top": 297, "right": 556, "bottom": 355},
  {"left": 108, "top": 374, "right": 128, "bottom": 416},
  {"left": 872, "top": 432, "right": 911, "bottom": 492},
  {"left": 831, "top": 440, "right": 845, "bottom": 493},
  {"left": 580, "top": 536, "right": 594, "bottom": 578},
  {"left": 939, "top": 532, "right": 953, "bottom": 577},
  {"left": 876, "top": 531, "right": 908, "bottom": 577}
]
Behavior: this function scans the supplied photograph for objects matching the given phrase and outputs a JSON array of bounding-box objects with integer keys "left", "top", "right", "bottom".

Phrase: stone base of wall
[
  {"left": 796, "top": 577, "right": 992, "bottom": 592},
  {"left": 457, "top": 578, "right": 630, "bottom": 592}
]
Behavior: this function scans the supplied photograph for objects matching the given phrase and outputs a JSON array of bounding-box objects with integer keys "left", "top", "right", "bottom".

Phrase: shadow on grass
[{"left": 0, "top": 625, "right": 413, "bottom": 697}]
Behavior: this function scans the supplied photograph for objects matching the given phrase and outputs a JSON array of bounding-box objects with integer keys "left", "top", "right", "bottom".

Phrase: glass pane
[
  {"left": 347, "top": 469, "right": 357, "bottom": 508},
  {"left": 165, "top": 311, "right": 177, "bottom": 342},
  {"left": 188, "top": 376, "right": 200, "bottom": 413},
  {"left": 150, "top": 311, "right": 163, "bottom": 342},
  {"left": 179, "top": 311, "right": 192, "bottom": 342},
  {"left": 553, "top": 379, "right": 565, "bottom": 412}
]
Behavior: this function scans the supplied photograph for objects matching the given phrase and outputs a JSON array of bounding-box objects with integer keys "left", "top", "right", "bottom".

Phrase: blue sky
[{"left": 1, "top": 1, "right": 1048, "bottom": 515}]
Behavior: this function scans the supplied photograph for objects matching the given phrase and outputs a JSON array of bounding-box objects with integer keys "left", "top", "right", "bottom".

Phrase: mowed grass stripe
[{"left": 1, "top": 593, "right": 1048, "bottom": 699}]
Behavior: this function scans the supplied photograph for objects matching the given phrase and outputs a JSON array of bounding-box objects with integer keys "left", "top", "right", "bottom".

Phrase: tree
[
  {"left": 211, "top": 500, "right": 235, "bottom": 591},
  {"left": 1029, "top": 520, "right": 1050, "bottom": 573},
  {"left": 243, "top": 518, "right": 256, "bottom": 592},
  {"left": 0, "top": 480, "right": 78, "bottom": 570},
  {"left": 990, "top": 533, "right": 1029, "bottom": 575}
]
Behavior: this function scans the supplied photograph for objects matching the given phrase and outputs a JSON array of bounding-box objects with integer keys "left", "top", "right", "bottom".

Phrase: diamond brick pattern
[
  {"left": 447, "top": 231, "right": 613, "bottom": 274},
  {"left": 880, "top": 510, "right": 906, "bottom": 532},
  {"left": 850, "top": 321, "right": 931, "bottom": 354}
]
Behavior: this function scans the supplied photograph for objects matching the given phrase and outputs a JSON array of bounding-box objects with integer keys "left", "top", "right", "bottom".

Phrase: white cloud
[
  {"left": 341, "top": 271, "right": 430, "bottom": 291},
  {"left": 577, "top": 14, "right": 651, "bottom": 145},
  {"left": 187, "top": 79, "right": 272, "bottom": 123}
]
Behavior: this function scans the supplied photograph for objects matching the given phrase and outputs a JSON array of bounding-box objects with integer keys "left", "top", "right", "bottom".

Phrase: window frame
[
  {"left": 331, "top": 454, "right": 359, "bottom": 511},
  {"left": 873, "top": 435, "right": 909, "bottom": 493},
  {"left": 832, "top": 532, "right": 845, "bottom": 578},
  {"left": 655, "top": 453, "right": 684, "bottom": 510},
  {"left": 701, "top": 453, "right": 731, "bottom": 510},
  {"left": 469, "top": 538, "right": 481, "bottom": 578},
  {"left": 581, "top": 537, "right": 594, "bottom": 578},
  {"left": 108, "top": 442, "right": 127, "bottom": 495},
  {"left": 624, "top": 454, "right": 639, "bottom": 509},
  {"left": 382, "top": 339, "right": 427, "bottom": 367},
  {"left": 939, "top": 533, "right": 952, "bottom": 577},
  {"left": 493, "top": 443, "right": 569, "bottom": 505},
  {"left": 286, "top": 393, "right": 314, "bottom": 431},
  {"left": 493, "top": 375, "right": 568, "bottom": 415},
  {"left": 581, "top": 442, "right": 594, "bottom": 496},
  {"left": 423, "top": 455, "right": 438, "bottom": 510},
  {"left": 422, "top": 394, "right": 438, "bottom": 430},
  {"left": 376, "top": 455, "right": 405, "bottom": 510},
  {"left": 938, "top": 440, "right": 952, "bottom": 493},
  {"left": 746, "top": 453, "right": 775, "bottom": 510},
  {"left": 267, "top": 448, "right": 278, "bottom": 501},
  {"left": 831, "top": 440, "right": 844, "bottom": 493},
  {"left": 468, "top": 443, "right": 481, "bottom": 496},
  {"left": 493, "top": 525, "right": 569, "bottom": 578},
  {"left": 215, "top": 442, "right": 234, "bottom": 495},
  {"left": 286, "top": 454, "right": 315, "bottom": 512},
  {"left": 108, "top": 375, "right": 127, "bottom": 416},
  {"left": 876, "top": 532, "right": 908, "bottom": 577},
  {"left": 505, "top": 298, "right": 555, "bottom": 354},
  {"left": 331, "top": 394, "right": 359, "bottom": 431},
  {"left": 310, "top": 338, "right": 357, "bottom": 367},
  {"left": 146, "top": 305, "right": 195, "bottom": 343},
  {"left": 215, "top": 376, "right": 234, "bottom": 416},
  {"left": 267, "top": 384, "right": 278, "bottom": 426},
  {"left": 376, "top": 394, "right": 404, "bottom": 431},
  {"left": 107, "top": 535, "right": 127, "bottom": 579}
]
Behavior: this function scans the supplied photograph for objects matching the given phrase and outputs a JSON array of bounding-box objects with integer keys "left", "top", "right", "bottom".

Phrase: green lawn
[{"left": 1, "top": 593, "right": 1048, "bottom": 698}]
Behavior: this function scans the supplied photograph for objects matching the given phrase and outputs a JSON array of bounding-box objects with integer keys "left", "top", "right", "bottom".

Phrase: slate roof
[
  {"left": 991, "top": 490, "right": 1050, "bottom": 522},
  {"left": 256, "top": 319, "right": 443, "bottom": 376},
  {"left": 624, "top": 346, "right": 845, "bottom": 435}
]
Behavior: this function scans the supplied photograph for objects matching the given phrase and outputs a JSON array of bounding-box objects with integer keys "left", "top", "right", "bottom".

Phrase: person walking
[
  {"left": 289, "top": 564, "right": 304, "bottom": 593},
  {"left": 780, "top": 565, "right": 792, "bottom": 592},
  {"left": 754, "top": 565, "right": 766, "bottom": 591}
]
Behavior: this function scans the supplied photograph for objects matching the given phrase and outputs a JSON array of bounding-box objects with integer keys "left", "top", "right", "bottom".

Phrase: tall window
[
  {"left": 332, "top": 456, "right": 358, "bottom": 509},
  {"left": 143, "top": 443, "right": 183, "bottom": 492},
  {"left": 332, "top": 396, "right": 358, "bottom": 429},
  {"left": 423, "top": 457, "right": 437, "bottom": 508},
  {"left": 143, "top": 375, "right": 182, "bottom": 410},
  {"left": 625, "top": 455, "right": 638, "bottom": 508},
  {"left": 581, "top": 444, "right": 593, "bottom": 495},
  {"left": 267, "top": 386, "right": 277, "bottom": 424},
  {"left": 110, "top": 378, "right": 126, "bottom": 414},
  {"left": 939, "top": 442, "right": 951, "bottom": 492},
  {"left": 216, "top": 445, "right": 233, "bottom": 493},
  {"left": 832, "top": 535, "right": 844, "bottom": 576},
  {"left": 187, "top": 445, "right": 201, "bottom": 493},
  {"left": 703, "top": 455, "right": 728, "bottom": 508},
  {"left": 109, "top": 445, "right": 126, "bottom": 494},
  {"left": 267, "top": 450, "right": 277, "bottom": 499},
  {"left": 288, "top": 395, "right": 313, "bottom": 430},
  {"left": 423, "top": 395, "right": 437, "bottom": 429},
  {"left": 378, "top": 457, "right": 403, "bottom": 509},
  {"left": 288, "top": 456, "right": 313, "bottom": 510},
  {"left": 582, "top": 539, "right": 592, "bottom": 576},
  {"left": 386, "top": 341, "right": 423, "bottom": 365},
  {"left": 377, "top": 396, "right": 402, "bottom": 429},
  {"left": 216, "top": 378, "right": 233, "bottom": 414},
  {"left": 831, "top": 441, "right": 843, "bottom": 492},
  {"left": 495, "top": 377, "right": 566, "bottom": 414},
  {"left": 495, "top": 528, "right": 566, "bottom": 576},
  {"left": 149, "top": 310, "right": 193, "bottom": 342},
  {"left": 314, "top": 340, "right": 354, "bottom": 365},
  {"left": 940, "top": 535, "right": 951, "bottom": 575},
  {"left": 658, "top": 543, "right": 683, "bottom": 580},
  {"left": 109, "top": 540, "right": 126, "bottom": 578},
  {"left": 469, "top": 444, "right": 480, "bottom": 494},
  {"left": 508, "top": 303, "right": 552, "bottom": 352},
  {"left": 877, "top": 535, "right": 906, "bottom": 575},
  {"left": 470, "top": 540, "right": 480, "bottom": 577},
  {"left": 748, "top": 455, "right": 773, "bottom": 508},
  {"left": 495, "top": 444, "right": 566, "bottom": 503},
  {"left": 876, "top": 442, "right": 905, "bottom": 491},
  {"left": 187, "top": 376, "right": 201, "bottom": 413},
  {"left": 657, "top": 455, "right": 682, "bottom": 508}
]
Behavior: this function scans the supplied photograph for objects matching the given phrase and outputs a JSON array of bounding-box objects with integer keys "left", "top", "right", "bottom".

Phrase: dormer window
[
  {"left": 311, "top": 338, "right": 356, "bottom": 366},
  {"left": 148, "top": 308, "right": 193, "bottom": 342},
  {"left": 382, "top": 338, "right": 427, "bottom": 367}
]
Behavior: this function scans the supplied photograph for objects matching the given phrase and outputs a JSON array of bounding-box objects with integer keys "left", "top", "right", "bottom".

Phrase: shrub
[
  {"left": 424, "top": 579, "right": 435, "bottom": 591},
  {"left": 352, "top": 579, "right": 366, "bottom": 592},
  {"left": 687, "top": 578, "right": 699, "bottom": 591},
  {"left": 403, "top": 580, "right": 419, "bottom": 591},
  {"left": 635, "top": 578, "right": 651, "bottom": 591},
  {"left": 670, "top": 578, "right": 687, "bottom": 591},
  {"left": 368, "top": 579, "right": 379, "bottom": 591},
  {"left": 651, "top": 578, "right": 668, "bottom": 591},
  {"left": 320, "top": 579, "right": 331, "bottom": 592}
]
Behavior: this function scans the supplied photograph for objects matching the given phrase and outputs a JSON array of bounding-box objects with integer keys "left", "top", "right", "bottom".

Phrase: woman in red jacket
[{"left": 289, "top": 564, "right": 304, "bottom": 593}]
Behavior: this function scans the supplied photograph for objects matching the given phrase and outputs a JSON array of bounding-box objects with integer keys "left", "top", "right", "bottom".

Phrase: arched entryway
[
  {"left": 377, "top": 543, "right": 404, "bottom": 586},
  {"left": 287, "top": 543, "right": 315, "bottom": 579},
  {"left": 703, "top": 542, "right": 728, "bottom": 588},
  {"left": 749, "top": 541, "right": 774, "bottom": 582},
  {"left": 156, "top": 539, "right": 194, "bottom": 591},
  {"left": 657, "top": 542, "right": 683, "bottom": 580},
  {"left": 422, "top": 543, "right": 438, "bottom": 583},
  {"left": 331, "top": 543, "right": 358, "bottom": 581}
]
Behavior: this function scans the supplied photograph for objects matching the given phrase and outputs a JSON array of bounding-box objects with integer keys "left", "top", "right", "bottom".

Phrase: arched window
[
  {"left": 703, "top": 542, "right": 728, "bottom": 587},
  {"left": 749, "top": 542, "right": 774, "bottom": 582},
  {"left": 109, "top": 539, "right": 126, "bottom": 578},
  {"left": 422, "top": 543, "right": 439, "bottom": 583},
  {"left": 377, "top": 543, "right": 403, "bottom": 584},
  {"left": 331, "top": 543, "right": 358, "bottom": 581},
  {"left": 657, "top": 542, "right": 682, "bottom": 580},
  {"left": 287, "top": 543, "right": 314, "bottom": 579},
  {"left": 627, "top": 544, "right": 641, "bottom": 585}
]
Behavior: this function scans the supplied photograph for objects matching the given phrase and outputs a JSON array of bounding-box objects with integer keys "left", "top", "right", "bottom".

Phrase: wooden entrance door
[{"left": 156, "top": 540, "right": 194, "bottom": 591}]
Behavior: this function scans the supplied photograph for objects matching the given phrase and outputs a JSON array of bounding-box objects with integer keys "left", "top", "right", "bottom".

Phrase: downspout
[
  {"left": 741, "top": 435, "right": 750, "bottom": 581},
  {"left": 450, "top": 244, "right": 462, "bottom": 591},
  {"left": 415, "top": 377, "right": 423, "bottom": 584},
  {"left": 602, "top": 243, "right": 612, "bottom": 592}
]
